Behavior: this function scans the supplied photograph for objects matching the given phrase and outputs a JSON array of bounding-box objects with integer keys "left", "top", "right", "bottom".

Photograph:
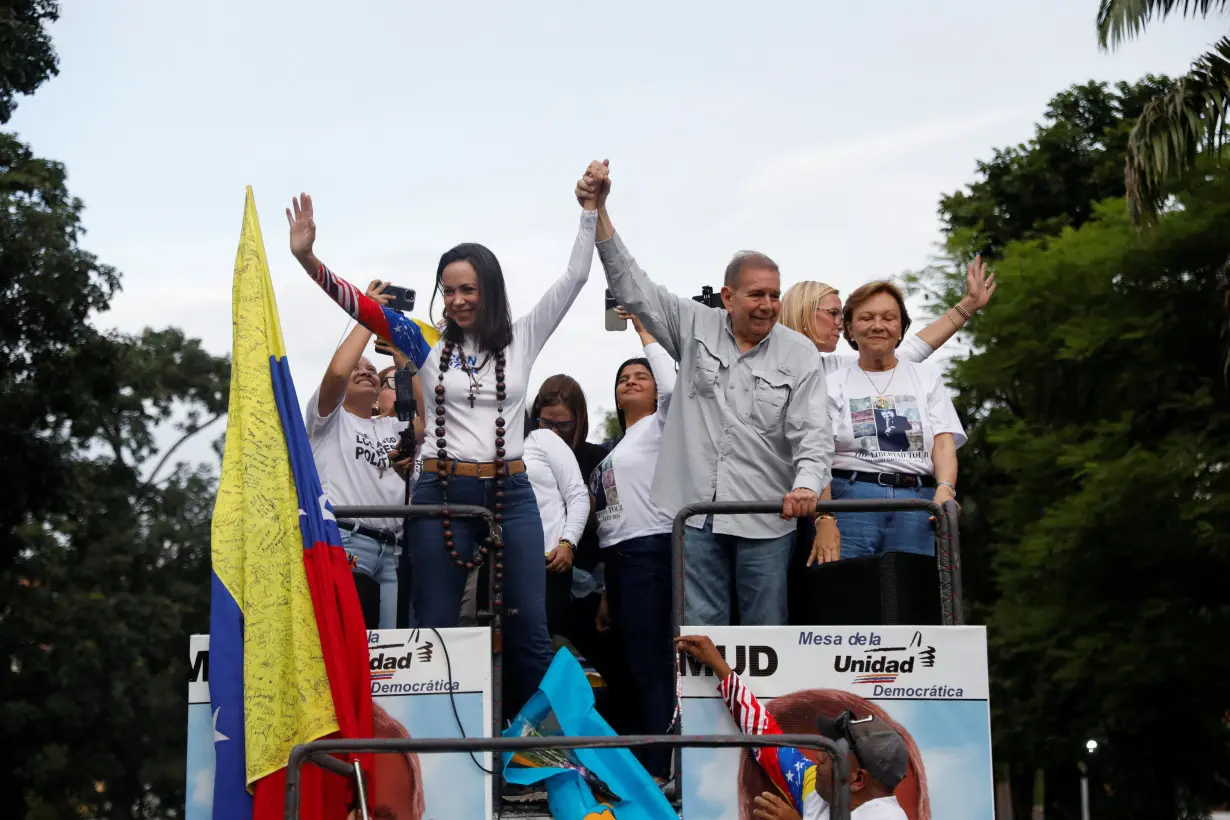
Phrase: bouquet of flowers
[{"left": 506, "top": 709, "right": 623, "bottom": 805}]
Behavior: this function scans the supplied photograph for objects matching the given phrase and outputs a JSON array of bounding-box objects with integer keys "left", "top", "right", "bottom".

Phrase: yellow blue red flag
[{"left": 210, "top": 187, "right": 373, "bottom": 820}]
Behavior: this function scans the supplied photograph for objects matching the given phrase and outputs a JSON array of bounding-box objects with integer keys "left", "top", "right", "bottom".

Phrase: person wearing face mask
[
  {"left": 287, "top": 169, "right": 599, "bottom": 721},
  {"left": 589, "top": 308, "right": 678, "bottom": 784},
  {"left": 580, "top": 160, "right": 830, "bottom": 628},
  {"left": 778, "top": 263, "right": 994, "bottom": 581},
  {"left": 819, "top": 282, "right": 966, "bottom": 562},
  {"left": 304, "top": 285, "right": 414, "bottom": 629}
]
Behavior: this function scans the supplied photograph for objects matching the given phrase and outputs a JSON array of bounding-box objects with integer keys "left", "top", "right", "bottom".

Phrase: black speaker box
[{"left": 788, "top": 520, "right": 942, "bottom": 626}]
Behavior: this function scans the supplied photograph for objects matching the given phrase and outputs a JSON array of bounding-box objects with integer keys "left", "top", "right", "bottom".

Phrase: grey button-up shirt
[{"left": 597, "top": 233, "right": 833, "bottom": 539}]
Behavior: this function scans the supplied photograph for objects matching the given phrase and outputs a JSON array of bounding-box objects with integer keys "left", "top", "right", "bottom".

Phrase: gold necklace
[{"left": 859, "top": 364, "right": 897, "bottom": 409}]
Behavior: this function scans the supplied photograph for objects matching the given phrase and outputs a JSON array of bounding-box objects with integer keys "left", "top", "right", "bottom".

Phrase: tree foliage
[
  {"left": 0, "top": 0, "right": 60, "bottom": 124},
  {"left": 938, "top": 78, "right": 1175, "bottom": 259},
  {"left": 1096, "top": 0, "right": 1230, "bottom": 220},
  {"left": 0, "top": 128, "right": 228, "bottom": 818},
  {"left": 918, "top": 81, "right": 1230, "bottom": 817}
]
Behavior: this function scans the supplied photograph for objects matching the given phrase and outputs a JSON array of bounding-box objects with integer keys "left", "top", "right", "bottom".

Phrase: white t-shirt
[
  {"left": 827, "top": 358, "right": 966, "bottom": 476},
  {"left": 807, "top": 794, "right": 908, "bottom": 819},
  {"left": 522, "top": 429, "right": 588, "bottom": 556},
  {"left": 591, "top": 343, "right": 678, "bottom": 547},
  {"left": 306, "top": 388, "right": 410, "bottom": 534}
]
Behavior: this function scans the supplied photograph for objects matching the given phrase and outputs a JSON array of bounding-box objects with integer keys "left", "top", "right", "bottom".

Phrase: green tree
[
  {"left": 597, "top": 409, "right": 622, "bottom": 442},
  {"left": 1095, "top": 0, "right": 1230, "bottom": 220},
  {"left": 938, "top": 77, "right": 1174, "bottom": 258},
  {"left": 0, "top": 128, "right": 229, "bottom": 819},
  {"left": 918, "top": 84, "right": 1230, "bottom": 816},
  {"left": 0, "top": 0, "right": 61, "bottom": 124}
]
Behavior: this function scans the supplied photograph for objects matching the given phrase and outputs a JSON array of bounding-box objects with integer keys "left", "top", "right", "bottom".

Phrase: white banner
[
  {"left": 187, "top": 628, "right": 494, "bottom": 820},
  {"left": 680, "top": 625, "right": 993, "bottom": 820}
]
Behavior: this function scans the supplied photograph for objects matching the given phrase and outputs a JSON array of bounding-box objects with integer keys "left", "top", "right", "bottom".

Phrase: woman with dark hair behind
[
  {"left": 286, "top": 163, "right": 602, "bottom": 720},
  {"left": 589, "top": 308, "right": 678, "bottom": 784},
  {"left": 528, "top": 375, "right": 635, "bottom": 736}
]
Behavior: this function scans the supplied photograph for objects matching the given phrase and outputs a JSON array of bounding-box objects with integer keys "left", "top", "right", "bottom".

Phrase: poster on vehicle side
[
  {"left": 186, "top": 628, "right": 493, "bottom": 820},
  {"left": 680, "top": 625, "right": 993, "bottom": 820}
]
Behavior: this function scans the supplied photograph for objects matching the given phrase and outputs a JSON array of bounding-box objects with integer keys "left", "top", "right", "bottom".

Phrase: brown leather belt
[{"left": 423, "top": 458, "right": 526, "bottom": 478}]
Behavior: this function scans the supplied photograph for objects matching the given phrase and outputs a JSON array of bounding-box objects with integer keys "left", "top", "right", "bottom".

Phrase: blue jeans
[
  {"left": 683, "top": 517, "right": 794, "bottom": 626},
  {"left": 605, "top": 533, "right": 675, "bottom": 779},
  {"left": 831, "top": 476, "right": 936, "bottom": 558},
  {"left": 339, "top": 530, "right": 399, "bottom": 630},
  {"left": 408, "top": 471, "right": 551, "bottom": 718}
]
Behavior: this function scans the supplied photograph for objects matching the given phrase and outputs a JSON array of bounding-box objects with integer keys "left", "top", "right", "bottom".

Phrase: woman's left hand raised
[
  {"left": 286, "top": 193, "right": 317, "bottom": 262},
  {"left": 961, "top": 254, "right": 997, "bottom": 313}
]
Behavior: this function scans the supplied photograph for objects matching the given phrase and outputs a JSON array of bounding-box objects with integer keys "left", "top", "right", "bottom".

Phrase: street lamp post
[{"left": 1081, "top": 739, "right": 1098, "bottom": 820}]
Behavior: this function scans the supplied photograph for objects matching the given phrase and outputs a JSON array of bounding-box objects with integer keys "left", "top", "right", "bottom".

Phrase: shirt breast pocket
[
  {"left": 750, "top": 372, "right": 792, "bottom": 433},
  {"left": 690, "top": 337, "right": 722, "bottom": 398}
]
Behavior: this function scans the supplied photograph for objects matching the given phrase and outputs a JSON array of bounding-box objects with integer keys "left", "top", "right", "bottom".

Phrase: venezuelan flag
[{"left": 210, "top": 188, "right": 373, "bottom": 820}]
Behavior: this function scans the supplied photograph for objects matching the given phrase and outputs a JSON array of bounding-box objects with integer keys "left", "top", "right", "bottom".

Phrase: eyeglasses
[
  {"left": 815, "top": 307, "right": 843, "bottom": 325},
  {"left": 538, "top": 418, "right": 577, "bottom": 433},
  {"left": 380, "top": 376, "right": 396, "bottom": 389}
]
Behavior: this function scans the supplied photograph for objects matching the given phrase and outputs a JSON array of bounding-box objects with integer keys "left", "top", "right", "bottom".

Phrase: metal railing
[
  {"left": 284, "top": 733, "right": 854, "bottom": 820},
  {"left": 327, "top": 497, "right": 965, "bottom": 817},
  {"left": 670, "top": 498, "right": 964, "bottom": 631},
  {"left": 667, "top": 497, "right": 964, "bottom": 804}
]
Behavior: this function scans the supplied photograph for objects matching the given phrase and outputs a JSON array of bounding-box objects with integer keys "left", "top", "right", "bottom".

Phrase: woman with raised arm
[
  {"left": 286, "top": 169, "right": 600, "bottom": 717},
  {"left": 778, "top": 265, "right": 994, "bottom": 582},
  {"left": 589, "top": 308, "right": 679, "bottom": 786}
]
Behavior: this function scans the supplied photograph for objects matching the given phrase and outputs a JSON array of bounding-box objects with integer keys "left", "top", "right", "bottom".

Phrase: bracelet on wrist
[
  {"left": 936, "top": 481, "right": 956, "bottom": 494},
  {"left": 816, "top": 512, "right": 837, "bottom": 522},
  {"left": 953, "top": 302, "right": 972, "bottom": 321},
  {"left": 558, "top": 539, "right": 574, "bottom": 551}
]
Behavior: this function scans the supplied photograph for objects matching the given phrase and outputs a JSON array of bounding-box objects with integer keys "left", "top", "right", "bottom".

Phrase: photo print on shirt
[{"left": 850, "top": 394, "right": 925, "bottom": 458}]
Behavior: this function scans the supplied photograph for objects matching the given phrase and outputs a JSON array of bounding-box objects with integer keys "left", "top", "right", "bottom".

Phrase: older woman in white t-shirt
[
  {"left": 779, "top": 258, "right": 994, "bottom": 566},
  {"left": 589, "top": 310, "right": 677, "bottom": 783},
  {"left": 821, "top": 281, "right": 966, "bottom": 562}
]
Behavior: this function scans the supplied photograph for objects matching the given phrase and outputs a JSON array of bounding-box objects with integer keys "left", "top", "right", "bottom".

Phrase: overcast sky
[{"left": 9, "top": 1, "right": 1223, "bottom": 467}]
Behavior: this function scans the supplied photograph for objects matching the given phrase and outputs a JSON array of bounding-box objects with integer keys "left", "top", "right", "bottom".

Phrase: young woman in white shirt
[
  {"left": 589, "top": 309, "right": 678, "bottom": 783},
  {"left": 823, "top": 281, "right": 967, "bottom": 560},
  {"left": 286, "top": 164, "right": 601, "bottom": 716},
  {"left": 519, "top": 417, "right": 589, "bottom": 634}
]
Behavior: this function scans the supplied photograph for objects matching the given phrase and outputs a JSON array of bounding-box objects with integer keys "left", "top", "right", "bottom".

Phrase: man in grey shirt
[{"left": 580, "top": 161, "right": 832, "bottom": 626}]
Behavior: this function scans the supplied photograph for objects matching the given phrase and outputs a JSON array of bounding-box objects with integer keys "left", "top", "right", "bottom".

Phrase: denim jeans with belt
[
  {"left": 830, "top": 475, "right": 936, "bottom": 558},
  {"left": 683, "top": 516, "right": 795, "bottom": 625},
  {"left": 339, "top": 529, "right": 398, "bottom": 629},
  {"left": 408, "top": 470, "right": 551, "bottom": 719},
  {"left": 605, "top": 532, "right": 675, "bottom": 779}
]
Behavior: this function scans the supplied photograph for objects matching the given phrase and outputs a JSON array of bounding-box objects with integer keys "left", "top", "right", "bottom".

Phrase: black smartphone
[
  {"left": 383, "top": 284, "right": 416, "bottom": 313},
  {"left": 604, "top": 288, "right": 625, "bottom": 331}
]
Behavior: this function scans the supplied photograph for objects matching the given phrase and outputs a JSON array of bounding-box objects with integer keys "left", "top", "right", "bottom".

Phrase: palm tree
[{"left": 1097, "top": 0, "right": 1230, "bottom": 220}]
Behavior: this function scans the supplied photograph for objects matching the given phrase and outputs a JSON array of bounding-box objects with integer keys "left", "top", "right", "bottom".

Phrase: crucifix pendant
[{"left": 468, "top": 392, "right": 476, "bottom": 408}]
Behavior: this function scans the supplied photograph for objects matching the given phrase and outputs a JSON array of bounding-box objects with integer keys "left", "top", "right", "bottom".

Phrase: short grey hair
[{"left": 724, "top": 250, "right": 780, "bottom": 289}]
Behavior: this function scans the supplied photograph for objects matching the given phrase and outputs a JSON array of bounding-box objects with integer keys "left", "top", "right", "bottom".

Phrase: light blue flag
[{"left": 503, "top": 649, "right": 676, "bottom": 819}]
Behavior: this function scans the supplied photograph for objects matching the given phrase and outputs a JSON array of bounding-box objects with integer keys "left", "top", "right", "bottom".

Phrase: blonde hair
[{"left": 780, "top": 281, "right": 840, "bottom": 345}]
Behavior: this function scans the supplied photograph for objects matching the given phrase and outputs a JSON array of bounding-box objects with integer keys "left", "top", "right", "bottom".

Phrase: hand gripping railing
[
  {"left": 668, "top": 498, "right": 963, "bottom": 806},
  {"left": 284, "top": 733, "right": 854, "bottom": 820},
  {"left": 670, "top": 498, "right": 964, "bottom": 632}
]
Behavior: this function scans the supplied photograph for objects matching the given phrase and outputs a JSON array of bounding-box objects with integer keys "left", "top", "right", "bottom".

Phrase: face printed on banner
[
  {"left": 737, "top": 689, "right": 924, "bottom": 820},
  {"left": 370, "top": 703, "right": 425, "bottom": 820}
]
